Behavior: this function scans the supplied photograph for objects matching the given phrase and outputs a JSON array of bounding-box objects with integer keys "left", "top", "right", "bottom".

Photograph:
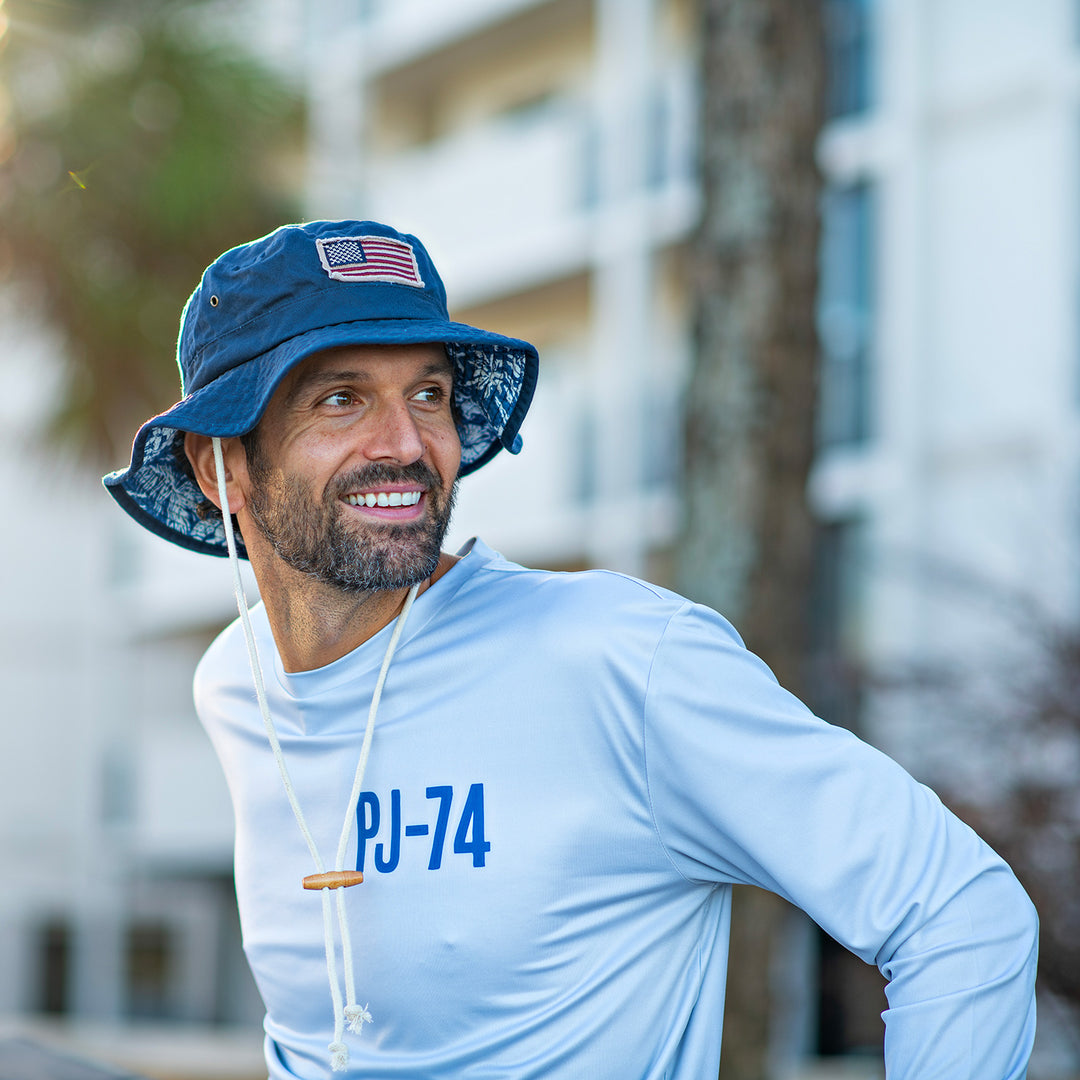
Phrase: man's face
[{"left": 240, "top": 343, "right": 461, "bottom": 593}]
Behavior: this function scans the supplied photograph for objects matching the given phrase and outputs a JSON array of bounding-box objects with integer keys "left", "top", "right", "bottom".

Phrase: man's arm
[{"left": 643, "top": 603, "right": 1038, "bottom": 1079}]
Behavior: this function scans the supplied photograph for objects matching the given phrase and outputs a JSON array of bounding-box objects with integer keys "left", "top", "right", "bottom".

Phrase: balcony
[
  {"left": 366, "top": 99, "right": 594, "bottom": 302},
  {"left": 364, "top": 59, "right": 698, "bottom": 304},
  {"left": 362, "top": 0, "right": 560, "bottom": 76}
]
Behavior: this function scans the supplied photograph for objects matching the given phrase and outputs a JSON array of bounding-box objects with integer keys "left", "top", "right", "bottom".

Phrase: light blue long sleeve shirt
[{"left": 195, "top": 539, "right": 1038, "bottom": 1078}]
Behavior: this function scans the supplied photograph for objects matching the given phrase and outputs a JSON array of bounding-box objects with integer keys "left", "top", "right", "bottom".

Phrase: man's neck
[{"left": 250, "top": 550, "right": 459, "bottom": 673}]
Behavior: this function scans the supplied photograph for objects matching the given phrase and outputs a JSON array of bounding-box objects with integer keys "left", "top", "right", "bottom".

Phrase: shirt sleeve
[{"left": 642, "top": 602, "right": 1038, "bottom": 1080}]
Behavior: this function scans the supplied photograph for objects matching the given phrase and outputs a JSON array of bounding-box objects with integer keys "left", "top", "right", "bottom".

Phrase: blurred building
[
  {"left": 0, "top": 301, "right": 267, "bottom": 1075},
  {"left": 814, "top": 0, "right": 1080, "bottom": 747},
  {"left": 3, "top": 0, "right": 1079, "bottom": 1077}
]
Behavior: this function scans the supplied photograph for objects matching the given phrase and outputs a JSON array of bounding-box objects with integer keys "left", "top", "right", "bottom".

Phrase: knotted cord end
[
  {"left": 329, "top": 1041, "right": 349, "bottom": 1071},
  {"left": 345, "top": 1002, "right": 372, "bottom": 1034}
]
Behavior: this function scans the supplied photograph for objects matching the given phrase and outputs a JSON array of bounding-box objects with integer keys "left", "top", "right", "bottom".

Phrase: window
[
  {"left": 646, "top": 81, "right": 669, "bottom": 190},
  {"left": 574, "top": 405, "right": 598, "bottom": 505},
  {"left": 580, "top": 113, "right": 601, "bottom": 210},
  {"left": 37, "top": 919, "right": 71, "bottom": 1015},
  {"left": 817, "top": 182, "right": 874, "bottom": 448},
  {"left": 100, "top": 743, "right": 134, "bottom": 826},
  {"left": 807, "top": 516, "right": 887, "bottom": 1054},
  {"left": 126, "top": 922, "right": 174, "bottom": 1020},
  {"left": 816, "top": 927, "right": 886, "bottom": 1055},
  {"left": 808, "top": 517, "right": 866, "bottom": 733},
  {"left": 640, "top": 377, "right": 680, "bottom": 490},
  {"left": 824, "top": 0, "right": 874, "bottom": 119}
]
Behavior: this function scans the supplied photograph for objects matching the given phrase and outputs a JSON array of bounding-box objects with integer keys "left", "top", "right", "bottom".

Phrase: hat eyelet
[{"left": 209, "top": 295, "right": 219, "bottom": 307}]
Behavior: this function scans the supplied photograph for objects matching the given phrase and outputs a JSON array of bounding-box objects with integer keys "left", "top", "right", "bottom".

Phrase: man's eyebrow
[{"left": 284, "top": 370, "right": 364, "bottom": 407}]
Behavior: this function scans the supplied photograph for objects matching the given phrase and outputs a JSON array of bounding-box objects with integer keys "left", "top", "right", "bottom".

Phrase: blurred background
[{"left": 0, "top": 0, "right": 1077, "bottom": 1078}]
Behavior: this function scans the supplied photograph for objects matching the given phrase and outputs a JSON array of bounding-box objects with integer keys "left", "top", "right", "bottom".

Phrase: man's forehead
[
  {"left": 295, "top": 341, "right": 451, "bottom": 375},
  {"left": 281, "top": 342, "right": 452, "bottom": 396}
]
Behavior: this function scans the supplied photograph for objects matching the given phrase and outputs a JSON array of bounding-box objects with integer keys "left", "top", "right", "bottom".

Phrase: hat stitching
[{"left": 315, "top": 234, "right": 426, "bottom": 288}]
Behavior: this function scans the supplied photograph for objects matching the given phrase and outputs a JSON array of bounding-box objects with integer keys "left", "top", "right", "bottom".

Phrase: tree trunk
[{"left": 677, "top": 1, "right": 825, "bottom": 1077}]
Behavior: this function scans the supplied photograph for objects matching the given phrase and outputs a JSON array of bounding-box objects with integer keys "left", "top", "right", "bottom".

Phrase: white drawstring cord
[
  {"left": 211, "top": 442, "right": 326, "bottom": 867},
  {"left": 212, "top": 437, "right": 419, "bottom": 1072}
]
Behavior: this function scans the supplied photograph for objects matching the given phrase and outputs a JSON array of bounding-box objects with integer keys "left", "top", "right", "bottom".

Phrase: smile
[{"left": 344, "top": 491, "right": 423, "bottom": 508}]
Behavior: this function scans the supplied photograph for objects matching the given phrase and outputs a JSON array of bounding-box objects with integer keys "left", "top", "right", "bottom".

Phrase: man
[{"left": 106, "top": 220, "right": 1038, "bottom": 1079}]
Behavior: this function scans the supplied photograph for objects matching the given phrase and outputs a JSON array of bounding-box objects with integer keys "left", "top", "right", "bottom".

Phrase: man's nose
[{"left": 361, "top": 399, "right": 425, "bottom": 464}]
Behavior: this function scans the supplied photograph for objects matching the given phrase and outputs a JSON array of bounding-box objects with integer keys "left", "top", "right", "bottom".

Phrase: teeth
[{"left": 346, "top": 490, "right": 422, "bottom": 508}]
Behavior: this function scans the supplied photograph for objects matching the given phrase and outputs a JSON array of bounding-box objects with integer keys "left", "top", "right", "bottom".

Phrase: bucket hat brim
[{"left": 104, "top": 220, "right": 541, "bottom": 559}]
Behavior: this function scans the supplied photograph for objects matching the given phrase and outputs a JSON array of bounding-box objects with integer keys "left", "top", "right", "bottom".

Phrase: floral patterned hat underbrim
[{"left": 102, "top": 221, "right": 539, "bottom": 558}]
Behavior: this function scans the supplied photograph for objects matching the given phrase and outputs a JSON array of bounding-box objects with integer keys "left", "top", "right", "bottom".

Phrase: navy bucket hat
[{"left": 104, "top": 220, "right": 539, "bottom": 558}]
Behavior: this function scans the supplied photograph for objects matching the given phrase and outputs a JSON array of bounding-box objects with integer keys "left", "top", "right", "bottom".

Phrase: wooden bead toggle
[{"left": 302, "top": 871, "right": 365, "bottom": 890}]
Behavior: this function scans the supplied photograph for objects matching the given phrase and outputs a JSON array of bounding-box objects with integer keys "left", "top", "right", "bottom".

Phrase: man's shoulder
[
  {"left": 456, "top": 542, "right": 750, "bottom": 695},
  {"left": 471, "top": 539, "right": 675, "bottom": 596},
  {"left": 462, "top": 539, "right": 697, "bottom": 634}
]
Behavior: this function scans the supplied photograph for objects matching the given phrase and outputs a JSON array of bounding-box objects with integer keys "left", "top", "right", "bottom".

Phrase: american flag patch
[{"left": 315, "top": 235, "right": 425, "bottom": 287}]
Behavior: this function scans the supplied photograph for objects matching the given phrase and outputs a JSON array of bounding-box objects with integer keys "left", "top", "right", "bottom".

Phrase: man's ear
[{"left": 184, "top": 432, "right": 248, "bottom": 515}]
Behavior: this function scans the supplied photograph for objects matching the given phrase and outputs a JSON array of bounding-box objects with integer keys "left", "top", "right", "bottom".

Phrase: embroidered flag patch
[{"left": 315, "top": 235, "right": 425, "bottom": 287}]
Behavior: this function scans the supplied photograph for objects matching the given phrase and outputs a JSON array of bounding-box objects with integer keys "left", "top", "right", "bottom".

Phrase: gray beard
[{"left": 245, "top": 459, "right": 458, "bottom": 594}]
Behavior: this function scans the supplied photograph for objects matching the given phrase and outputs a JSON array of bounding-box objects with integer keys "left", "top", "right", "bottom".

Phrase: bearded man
[{"left": 106, "top": 220, "right": 1038, "bottom": 1079}]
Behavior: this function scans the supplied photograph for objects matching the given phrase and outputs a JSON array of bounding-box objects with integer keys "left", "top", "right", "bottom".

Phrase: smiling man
[
  {"left": 234, "top": 344, "right": 460, "bottom": 590},
  {"left": 105, "top": 220, "right": 1038, "bottom": 1079},
  {"left": 183, "top": 343, "right": 463, "bottom": 669}
]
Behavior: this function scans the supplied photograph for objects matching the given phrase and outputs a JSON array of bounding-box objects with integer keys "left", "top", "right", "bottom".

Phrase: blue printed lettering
[
  {"left": 355, "top": 784, "right": 490, "bottom": 874},
  {"left": 426, "top": 786, "right": 454, "bottom": 870},
  {"left": 356, "top": 792, "right": 380, "bottom": 872},
  {"left": 374, "top": 788, "right": 401, "bottom": 873},
  {"left": 453, "top": 783, "right": 491, "bottom": 867}
]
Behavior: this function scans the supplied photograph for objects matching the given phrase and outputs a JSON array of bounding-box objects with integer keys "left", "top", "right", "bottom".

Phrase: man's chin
[{"left": 308, "top": 534, "right": 444, "bottom": 594}]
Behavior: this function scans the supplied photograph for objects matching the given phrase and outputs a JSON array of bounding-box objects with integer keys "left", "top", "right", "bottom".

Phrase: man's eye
[
  {"left": 320, "top": 391, "right": 354, "bottom": 407},
  {"left": 414, "top": 386, "right": 447, "bottom": 404}
]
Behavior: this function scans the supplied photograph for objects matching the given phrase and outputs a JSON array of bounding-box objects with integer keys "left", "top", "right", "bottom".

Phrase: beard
[{"left": 244, "top": 453, "right": 458, "bottom": 594}]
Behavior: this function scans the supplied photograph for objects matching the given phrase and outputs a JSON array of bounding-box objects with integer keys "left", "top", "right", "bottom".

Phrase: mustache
[{"left": 328, "top": 461, "right": 443, "bottom": 497}]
